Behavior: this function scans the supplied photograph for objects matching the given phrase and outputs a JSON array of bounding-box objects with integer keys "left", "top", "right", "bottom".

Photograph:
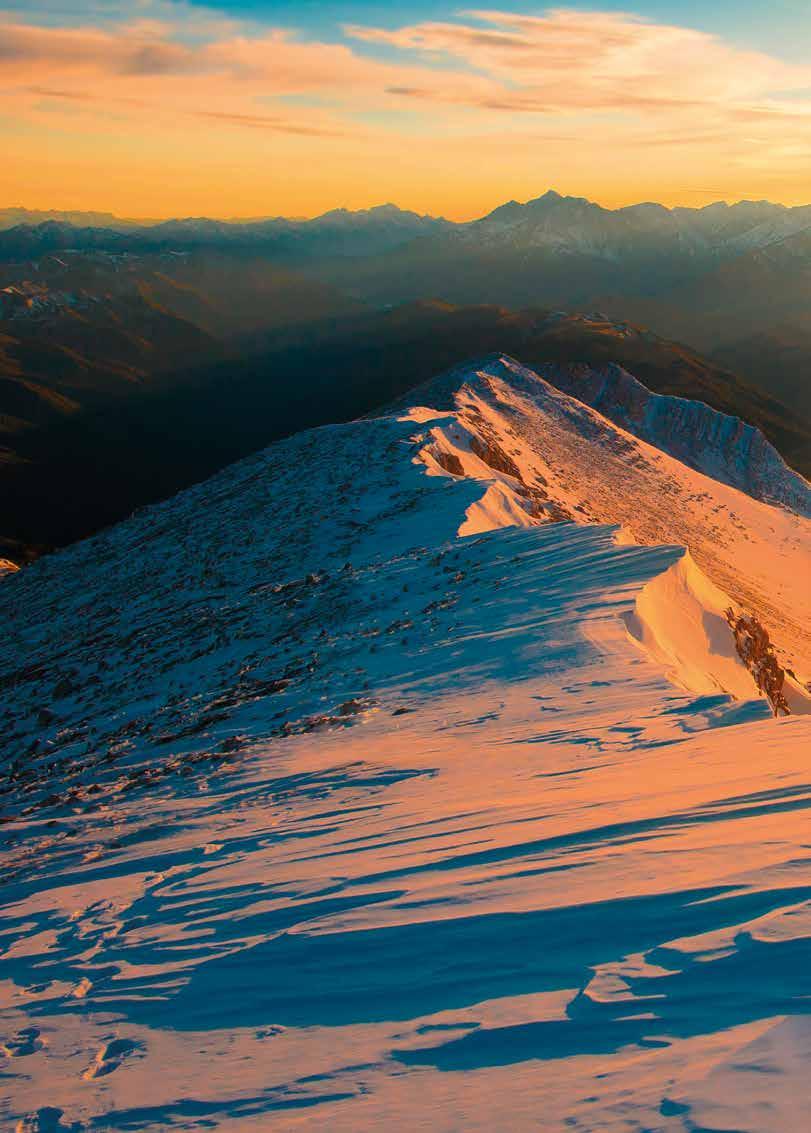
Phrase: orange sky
[{"left": 4, "top": 7, "right": 811, "bottom": 219}]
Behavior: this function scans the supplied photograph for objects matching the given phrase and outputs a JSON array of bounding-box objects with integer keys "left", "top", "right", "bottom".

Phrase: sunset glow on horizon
[{"left": 4, "top": 1, "right": 811, "bottom": 219}]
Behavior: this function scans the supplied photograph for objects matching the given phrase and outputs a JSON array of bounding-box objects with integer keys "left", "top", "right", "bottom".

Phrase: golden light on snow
[{"left": 2, "top": 355, "right": 810, "bottom": 1129}]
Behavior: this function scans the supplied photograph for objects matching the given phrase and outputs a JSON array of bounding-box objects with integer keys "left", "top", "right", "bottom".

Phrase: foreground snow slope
[{"left": 1, "top": 357, "right": 809, "bottom": 1132}]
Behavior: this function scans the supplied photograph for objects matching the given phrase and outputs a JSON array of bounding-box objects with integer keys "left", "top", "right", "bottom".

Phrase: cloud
[
  {"left": 2, "top": 4, "right": 811, "bottom": 217},
  {"left": 346, "top": 8, "right": 811, "bottom": 120},
  {"left": 193, "top": 109, "right": 348, "bottom": 137},
  {"left": 0, "top": 21, "right": 195, "bottom": 75},
  {"left": 5, "top": 7, "right": 811, "bottom": 132},
  {"left": 0, "top": 13, "right": 501, "bottom": 134},
  {"left": 26, "top": 85, "right": 96, "bottom": 100}
]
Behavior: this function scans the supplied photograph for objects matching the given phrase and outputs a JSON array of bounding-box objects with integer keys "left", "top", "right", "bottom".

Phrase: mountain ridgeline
[
  {"left": 1, "top": 191, "right": 809, "bottom": 562},
  {"left": 1, "top": 297, "right": 809, "bottom": 562},
  {"left": 2, "top": 347, "right": 810, "bottom": 1132},
  {"left": 2, "top": 190, "right": 811, "bottom": 421},
  {"left": 4, "top": 191, "right": 811, "bottom": 263}
]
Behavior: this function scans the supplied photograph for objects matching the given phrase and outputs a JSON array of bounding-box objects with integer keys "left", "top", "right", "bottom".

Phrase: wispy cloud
[
  {"left": 193, "top": 109, "right": 349, "bottom": 137},
  {"left": 3, "top": 4, "right": 811, "bottom": 216},
  {"left": 346, "top": 8, "right": 811, "bottom": 120},
  {"left": 4, "top": 7, "right": 811, "bottom": 128}
]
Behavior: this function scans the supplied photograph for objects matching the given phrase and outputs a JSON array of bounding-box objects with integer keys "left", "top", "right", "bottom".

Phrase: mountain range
[
  {"left": 2, "top": 190, "right": 809, "bottom": 424},
  {"left": 1, "top": 191, "right": 809, "bottom": 571},
  {"left": 4, "top": 191, "right": 810, "bottom": 261},
  {"left": 0, "top": 203, "right": 452, "bottom": 260}
]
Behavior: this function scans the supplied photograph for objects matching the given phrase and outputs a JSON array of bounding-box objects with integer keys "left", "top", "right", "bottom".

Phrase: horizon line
[{"left": 3, "top": 189, "right": 810, "bottom": 228}]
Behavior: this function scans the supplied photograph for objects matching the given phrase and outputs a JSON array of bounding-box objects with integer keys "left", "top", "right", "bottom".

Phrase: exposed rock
[
  {"left": 725, "top": 608, "right": 790, "bottom": 716},
  {"left": 469, "top": 433, "right": 524, "bottom": 481},
  {"left": 434, "top": 450, "right": 465, "bottom": 476},
  {"left": 338, "top": 698, "right": 366, "bottom": 717},
  {"left": 53, "top": 677, "right": 74, "bottom": 699}
]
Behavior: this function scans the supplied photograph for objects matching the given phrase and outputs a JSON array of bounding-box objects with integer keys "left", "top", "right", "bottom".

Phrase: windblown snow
[{"left": 1, "top": 356, "right": 809, "bottom": 1133}]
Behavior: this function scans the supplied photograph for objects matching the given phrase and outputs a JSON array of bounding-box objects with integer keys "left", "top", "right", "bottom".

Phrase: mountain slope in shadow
[{"left": 1, "top": 302, "right": 807, "bottom": 562}]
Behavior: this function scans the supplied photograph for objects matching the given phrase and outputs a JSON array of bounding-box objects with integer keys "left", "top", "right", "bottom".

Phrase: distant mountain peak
[
  {"left": 369, "top": 202, "right": 411, "bottom": 215},
  {"left": 312, "top": 202, "right": 440, "bottom": 225},
  {"left": 531, "top": 189, "right": 564, "bottom": 203}
]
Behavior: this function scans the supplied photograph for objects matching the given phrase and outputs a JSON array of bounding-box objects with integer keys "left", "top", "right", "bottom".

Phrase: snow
[
  {"left": 1, "top": 356, "right": 809, "bottom": 1132},
  {"left": 542, "top": 360, "right": 811, "bottom": 516},
  {"left": 624, "top": 549, "right": 762, "bottom": 699},
  {"left": 408, "top": 355, "right": 811, "bottom": 678}
]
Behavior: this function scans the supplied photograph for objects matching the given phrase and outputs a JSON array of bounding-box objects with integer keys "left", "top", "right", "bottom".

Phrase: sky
[{"left": 3, "top": 0, "right": 811, "bottom": 219}]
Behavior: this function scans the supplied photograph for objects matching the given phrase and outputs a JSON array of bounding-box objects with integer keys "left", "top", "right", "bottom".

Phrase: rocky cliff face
[{"left": 542, "top": 361, "right": 811, "bottom": 517}]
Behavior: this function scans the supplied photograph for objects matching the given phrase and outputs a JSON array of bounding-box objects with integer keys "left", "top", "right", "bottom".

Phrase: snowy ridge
[
  {"left": 1, "top": 356, "right": 810, "bottom": 1132},
  {"left": 406, "top": 355, "right": 811, "bottom": 679},
  {"left": 540, "top": 361, "right": 811, "bottom": 516}
]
